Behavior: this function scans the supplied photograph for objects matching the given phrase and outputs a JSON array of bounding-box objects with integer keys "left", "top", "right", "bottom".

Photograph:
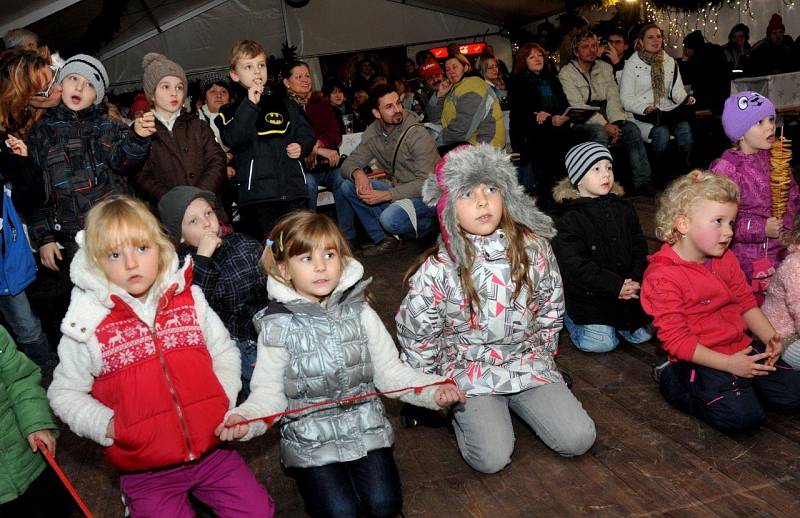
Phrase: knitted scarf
[
  {"left": 287, "top": 90, "right": 309, "bottom": 110},
  {"left": 637, "top": 49, "right": 665, "bottom": 105}
]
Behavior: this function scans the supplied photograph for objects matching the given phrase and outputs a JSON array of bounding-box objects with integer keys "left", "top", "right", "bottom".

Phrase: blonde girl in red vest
[{"left": 47, "top": 196, "right": 274, "bottom": 517}]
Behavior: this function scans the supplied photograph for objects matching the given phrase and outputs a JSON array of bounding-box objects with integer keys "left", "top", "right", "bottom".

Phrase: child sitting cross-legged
[
  {"left": 552, "top": 142, "right": 653, "bottom": 352},
  {"left": 641, "top": 170, "right": 800, "bottom": 433}
]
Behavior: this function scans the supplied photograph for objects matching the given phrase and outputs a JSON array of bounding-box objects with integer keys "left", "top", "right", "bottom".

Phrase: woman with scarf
[
  {"left": 508, "top": 43, "right": 575, "bottom": 207},
  {"left": 620, "top": 23, "right": 695, "bottom": 182},
  {"left": 282, "top": 61, "right": 356, "bottom": 237}
]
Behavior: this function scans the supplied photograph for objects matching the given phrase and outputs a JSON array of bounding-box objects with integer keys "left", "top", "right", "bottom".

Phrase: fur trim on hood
[
  {"left": 552, "top": 177, "right": 625, "bottom": 202},
  {"left": 422, "top": 143, "right": 555, "bottom": 268},
  {"left": 62, "top": 230, "right": 185, "bottom": 343}
]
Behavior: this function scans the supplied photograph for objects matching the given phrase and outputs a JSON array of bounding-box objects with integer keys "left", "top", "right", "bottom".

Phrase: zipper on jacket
[
  {"left": 150, "top": 324, "right": 196, "bottom": 461},
  {"left": 298, "top": 160, "right": 307, "bottom": 184},
  {"left": 247, "top": 159, "right": 254, "bottom": 191}
]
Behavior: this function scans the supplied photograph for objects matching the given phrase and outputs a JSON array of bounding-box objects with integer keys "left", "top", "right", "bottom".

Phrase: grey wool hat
[
  {"left": 142, "top": 52, "right": 188, "bottom": 99},
  {"left": 158, "top": 186, "right": 217, "bottom": 242},
  {"left": 58, "top": 54, "right": 109, "bottom": 105},
  {"left": 422, "top": 143, "right": 556, "bottom": 269}
]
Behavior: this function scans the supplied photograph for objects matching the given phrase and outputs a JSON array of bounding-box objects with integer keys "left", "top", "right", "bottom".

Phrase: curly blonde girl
[{"left": 654, "top": 169, "right": 740, "bottom": 244}]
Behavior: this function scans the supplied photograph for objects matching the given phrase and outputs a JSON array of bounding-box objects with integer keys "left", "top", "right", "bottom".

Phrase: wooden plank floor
[{"left": 51, "top": 195, "right": 800, "bottom": 517}]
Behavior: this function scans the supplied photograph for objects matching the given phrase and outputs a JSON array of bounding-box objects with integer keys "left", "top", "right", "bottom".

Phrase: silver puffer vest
[{"left": 254, "top": 278, "right": 394, "bottom": 468}]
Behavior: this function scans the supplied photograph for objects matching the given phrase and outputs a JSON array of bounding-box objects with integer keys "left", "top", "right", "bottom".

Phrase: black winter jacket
[
  {"left": 26, "top": 104, "right": 150, "bottom": 247},
  {"left": 551, "top": 181, "right": 651, "bottom": 330},
  {"left": 216, "top": 93, "right": 315, "bottom": 206}
]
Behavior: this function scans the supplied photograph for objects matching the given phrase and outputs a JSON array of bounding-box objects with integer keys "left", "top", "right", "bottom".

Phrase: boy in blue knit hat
[{"left": 552, "top": 141, "right": 653, "bottom": 352}]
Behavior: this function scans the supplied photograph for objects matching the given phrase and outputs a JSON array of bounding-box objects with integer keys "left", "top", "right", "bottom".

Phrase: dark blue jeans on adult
[
  {"left": 573, "top": 121, "right": 653, "bottom": 187},
  {"left": 306, "top": 168, "right": 357, "bottom": 239},
  {"left": 0, "top": 292, "right": 55, "bottom": 368},
  {"left": 289, "top": 447, "right": 403, "bottom": 518},
  {"left": 340, "top": 179, "right": 437, "bottom": 244},
  {"left": 659, "top": 341, "right": 800, "bottom": 434},
  {"left": 648, "top": 120, "right": 693, "bottom": 154}
]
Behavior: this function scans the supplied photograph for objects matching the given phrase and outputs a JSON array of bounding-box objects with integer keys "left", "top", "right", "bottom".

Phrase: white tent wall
[
  {"left": 102, "top": 0, "right": 286, "bottom": 90},
  {"left": 282, "top": 0, "right": 502, "bottom": 57},
  {"left": 99, "top": 0, "right": 508, "bottom": 90}
]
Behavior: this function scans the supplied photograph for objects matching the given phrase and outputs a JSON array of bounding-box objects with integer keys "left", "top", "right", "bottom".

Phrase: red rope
[
  {"left": 35, "top": 439, "right": 94, "bottom": 518},
  {"left": 241, "top": 379, "right": 455, "bottom": 427}
]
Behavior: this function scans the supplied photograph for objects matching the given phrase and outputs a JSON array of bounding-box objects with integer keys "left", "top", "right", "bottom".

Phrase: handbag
[{"left": 0, "top": 188, "right": 37, "bottom": 296}]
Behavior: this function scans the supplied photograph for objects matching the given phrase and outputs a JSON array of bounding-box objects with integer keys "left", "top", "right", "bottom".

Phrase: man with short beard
[{"left": 339, "top": 85, "right": 439, "bottom": 255}]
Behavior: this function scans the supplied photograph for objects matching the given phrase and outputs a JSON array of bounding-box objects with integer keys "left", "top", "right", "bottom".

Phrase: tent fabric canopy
[{"left": 2, "top": 0, "right": 548, "bottom": 89}]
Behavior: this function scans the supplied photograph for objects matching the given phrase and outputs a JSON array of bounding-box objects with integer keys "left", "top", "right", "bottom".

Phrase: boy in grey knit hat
[
  {"left": 551, "top": 141, "right": 653, "bottom": 353},
  {"left": 26, "top": 53, "right": 156, "bottom": 278}
]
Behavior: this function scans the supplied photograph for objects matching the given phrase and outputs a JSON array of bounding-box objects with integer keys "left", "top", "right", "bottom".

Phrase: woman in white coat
[{"left": 620, "top": 23, "right": 695, "bottom": 177}]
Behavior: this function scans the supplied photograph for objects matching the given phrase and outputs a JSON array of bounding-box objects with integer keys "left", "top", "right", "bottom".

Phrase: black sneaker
[
  {"left": 400, "top": 403, "right": 449, "bottom": 428},
  {"left": 361, "top": 237, "right": 402, "bottom": 257}
]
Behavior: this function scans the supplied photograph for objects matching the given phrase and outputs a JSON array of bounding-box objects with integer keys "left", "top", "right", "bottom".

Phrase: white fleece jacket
[
  {"left": 47, "top": 231, "right": 241, "bottom": 447},
  {"left": 230, "top": 258, "right": 447, "bottom": 440}
]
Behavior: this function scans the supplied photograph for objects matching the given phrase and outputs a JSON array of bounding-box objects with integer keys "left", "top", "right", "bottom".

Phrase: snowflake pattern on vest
[{"left": 96, "top": 302, "right": 203, "bottom": 375}]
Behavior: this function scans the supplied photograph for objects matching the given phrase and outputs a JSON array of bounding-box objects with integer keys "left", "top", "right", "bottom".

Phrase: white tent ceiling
[{"left": 1, "top": 0, "right": 556, "bottom": 88}]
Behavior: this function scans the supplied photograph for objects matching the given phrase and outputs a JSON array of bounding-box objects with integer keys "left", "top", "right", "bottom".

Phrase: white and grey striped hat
[{"left": 565, "top": 141, "right": 613, "bottom": 187}]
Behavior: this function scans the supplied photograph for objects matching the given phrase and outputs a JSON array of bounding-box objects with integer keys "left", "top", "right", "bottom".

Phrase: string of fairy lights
[{"left": 640, "top": 0, "right": 796, "bottom": 48}]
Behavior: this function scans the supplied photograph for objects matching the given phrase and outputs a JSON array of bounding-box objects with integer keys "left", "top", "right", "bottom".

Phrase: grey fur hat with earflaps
[{"left": 423, "top": 143, "right": 556, "bottom": 269}]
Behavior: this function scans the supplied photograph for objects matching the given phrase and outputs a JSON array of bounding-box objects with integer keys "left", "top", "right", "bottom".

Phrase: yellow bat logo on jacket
[{"left": 265, "top": 112, "right": 285, "bottom": 125}]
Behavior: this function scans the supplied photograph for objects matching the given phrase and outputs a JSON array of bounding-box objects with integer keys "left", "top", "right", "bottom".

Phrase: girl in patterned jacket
[
  {"left": 216, "top": 211, "right": 464, "bottom": 518},
  {"left": 47, "top": 197, "right": 274, "bottom": 518},
  {"left": 710, "top": 91, "right": 800, "bottom": 302},
  {"left": 396, "top": 144, "right": 596, "bottom": 474}
]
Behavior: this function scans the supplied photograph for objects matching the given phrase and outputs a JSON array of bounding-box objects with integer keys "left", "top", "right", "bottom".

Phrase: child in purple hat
[{"left": 711, "top": 91, "right": 800, "bottom": 302}]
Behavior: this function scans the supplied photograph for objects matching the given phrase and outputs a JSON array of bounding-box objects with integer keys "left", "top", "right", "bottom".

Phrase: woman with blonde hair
[{"left": 620, "top": 23, "right": 695, "bottom": 181}]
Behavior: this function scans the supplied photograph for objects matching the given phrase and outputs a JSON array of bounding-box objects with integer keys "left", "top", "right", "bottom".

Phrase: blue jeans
[
  {"left": 236, "top": 339, "right": 257, "bottom": 399},
  {"left": 564, "top": 314, "right": 653, "bottom": 353},
  {"left": 306, "top": 168, "right": 357, "bottom": 240},
  {"left": 289, "top": 447, "right": 403, "bottom": 518},
  {"left": 574, "top": 122, "right": 653, "bottom": 187},
  {"left": 0, "top": 292, "right": 55, "bottom": 368},
  {"left": 340, "top": 180, "right": 437, "bottom": 244},
  {"left": 452, "top": 383, "right": 596, "bottom": 473},
  {"left": 648, "top": 120, "right": 693, "bottom": 154}
]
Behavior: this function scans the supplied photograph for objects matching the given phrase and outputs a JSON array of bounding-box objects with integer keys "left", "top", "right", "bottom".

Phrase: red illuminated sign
[{"left": 430, "top": 42, "right": 487, "bottom": 58}]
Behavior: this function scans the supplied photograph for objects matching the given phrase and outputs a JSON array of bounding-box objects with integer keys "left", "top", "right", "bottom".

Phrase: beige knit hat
[{"left": 142, "top": 52, "right": 187, "bottom": 98}]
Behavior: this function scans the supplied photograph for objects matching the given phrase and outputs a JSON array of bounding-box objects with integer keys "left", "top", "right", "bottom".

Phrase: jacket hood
[
  {"left": 552, "top": 177, "right": 625, "bottom": 202},
  {"left": 266, "top": 257, "right": 369, "bottom": 312},
  {"left": 422, "top": 143, "right": 555, "bottom": 268},
  {"left": 62, "top": 231, "right": 186, "bottom": 343},
  {"left": 68, "top": 230, "right": 185, "bottom": 308}
]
